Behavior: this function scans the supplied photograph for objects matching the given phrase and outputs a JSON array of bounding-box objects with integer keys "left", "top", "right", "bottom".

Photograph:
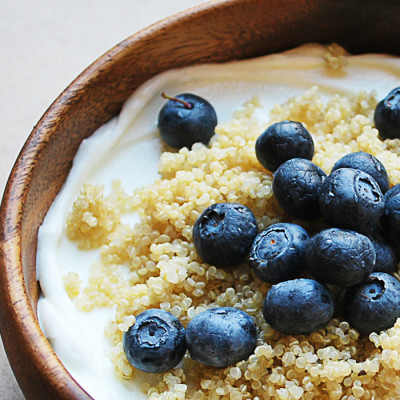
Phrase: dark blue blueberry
[
  {"left": 193, "top": 203, "right": 258, "bottom": 269},
  {"left": 318, "top": 167, "right": 384, "bottom": 234},
  {"left": 185, "top": 307, "right": 257, "bottom": 367},
  {"left": 368, "top": 227, "right": 399, "bottom": 274},
  {"left": 262, "top": 278, "right": 334, "bottom": 334},
  {"left": 331, "top": 151, "right": 389, "bottom": 194},
  {"left": 385, "top": 182, "right": 400, "bottom": 200},
  {"left": 381, "top": 183, "right": 400, "bottom": 244},
  {"left": 374, "top": 87, "right": 400, "bottom": 139},
  {"left": 305, "top": 228, "right": 375, "bottom": 287},
  {"left": 123, "top": 309, "right": 186, "bottom": 373},
  {"left": 344, "top": 272, "right": 400, "bottom": 334},
  {"left": 249, "top": 223, "right": 309, "bottom": 283},
  {"left": 255, "top": 121, "right": 314, "bottom": 172},
  {"left": 272, "top": 158, "right": 326, "bottom": 220},
  {"left": 157, "top": 93, "right": 217, "bottom": 149}
]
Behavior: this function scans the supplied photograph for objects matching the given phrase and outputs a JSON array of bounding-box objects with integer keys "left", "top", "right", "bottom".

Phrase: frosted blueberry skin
[
  {"left": 344, "top": 272, "right": 400, "bottom": 334},
  {"left": 185, "top": 307, "right": 257, "bottom": 368},
  {"left": 367, "top": 227, "right": 399, "bottom": 274},
  {"left": 305, "top": 228, "right": 376, "bottom": 287},
  {"left": 249, "top": 223, "right": 309, "bottom": 283},
  {"left": 272, "top": 158, "right": 326, "bottom": 220},
  {"left": 381, "top": 183, "right": 400, "bottom": 244},
  {"left": 193, "top": 203, "right": 258, "bottom": 269},
  {"left": 255, "top": 120, "right": 314, "bottom": 172},
  {"left": 385, "top": 182, "right": 400, "bottom": 200},
  {"left": 331, "top": 151, "right": 389, "bottom": 194},
  {"left": 263, "top": 278, "right": 334, "bottom": 335},
  {"left": 123, "top": 309, "right": 186, "bottom": 373},
  {"left": 157, "top": 93, "right": 217, "bottom": 149},
  {"left": 374, "top": 87, "right": 400, "bottom": 140},
  {"left": 318, "top": 167, "right": 384, "bottom": 234}
]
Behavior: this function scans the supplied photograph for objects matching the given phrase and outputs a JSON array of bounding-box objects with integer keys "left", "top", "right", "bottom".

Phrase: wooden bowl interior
[{"left": 2, "top": 0, "right": 400, "bottom": 398}]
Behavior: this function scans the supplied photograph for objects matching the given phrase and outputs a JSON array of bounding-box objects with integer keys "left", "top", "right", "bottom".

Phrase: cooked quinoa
[
  {"left": 324, "top": 43, "right": 348, "bottom": 71},
  {"left": 65, "top": 85, "right": 400, "bottom": 400}
]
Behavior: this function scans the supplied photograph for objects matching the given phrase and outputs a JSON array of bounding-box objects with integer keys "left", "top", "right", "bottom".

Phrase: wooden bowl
[{"left": 2, "top": 0, "right": 400, "bottom": 398}]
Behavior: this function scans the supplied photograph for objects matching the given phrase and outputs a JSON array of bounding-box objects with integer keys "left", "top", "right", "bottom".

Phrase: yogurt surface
[{"left": 36, "top": 44, "right": 400, "bottom": 400}]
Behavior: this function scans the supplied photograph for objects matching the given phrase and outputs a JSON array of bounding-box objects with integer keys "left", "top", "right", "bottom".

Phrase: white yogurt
[{"left": 36, "top": 44, "right": 400, "bottom": 399}]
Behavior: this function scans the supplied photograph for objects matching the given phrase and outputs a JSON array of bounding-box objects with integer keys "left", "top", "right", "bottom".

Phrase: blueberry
[
  {"left": 249, "top": 223, "right": 309, "bottom": 283},
  {"left": 263, "top": 278, "right": 334, "bottom": 334},
  {"left": 157, "top": 93, "right": 217, "bottom": 149},
  {"left": 272, "top": 158, "right": 326, "bottom": 220},
  {"left": 381, "top": 183, "right": 400, "bottom": 244},
  {"left": 255, "top": 121, "right": 314, "bottom": 172},
  {"left": 344, "top": 272, "right": 400, "bottom": 334},
  {"left": 305, "top": 228, "right": 375, "bottom": 287},
  {"left": 385, "top": 182, "right": 400, "bottom": 200},
  {"left": 185, "top": 307, "right": 257, "bottom": 368},
  {"left": 123, "top": 309, "right": 186, "bottom": 373},
  {"left": 374, "top": 87, "right": 400, "bottom": 139},
  {"left": 318, "top": 167, "right": 384, "bottom": 234},
  {"left": 368, "top": 227, "right": 399, "bottom": 274},
  {"left": 193, "top": 203, "right": 258, "bottom": 269},
  {"left": 331, "top": 151, "right": 389, "bottom": 194}
]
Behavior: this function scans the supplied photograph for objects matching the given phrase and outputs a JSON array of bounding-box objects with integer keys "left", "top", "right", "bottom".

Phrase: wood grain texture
[{"left": 1, "top": 0, "right": 400, "bottom": 398}]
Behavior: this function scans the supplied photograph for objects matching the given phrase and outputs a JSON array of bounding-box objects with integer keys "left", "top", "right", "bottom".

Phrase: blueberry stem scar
[{"left": 161, "top": 92, "right": 193, "bottom": 109}]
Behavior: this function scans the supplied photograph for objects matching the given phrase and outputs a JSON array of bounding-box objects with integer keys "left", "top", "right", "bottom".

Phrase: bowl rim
[{"left": 0, "top": 1, "right": 235, "bottom": 398}]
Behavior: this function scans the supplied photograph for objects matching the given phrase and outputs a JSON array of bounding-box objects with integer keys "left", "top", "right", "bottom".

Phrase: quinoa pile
[{"left": 65, "top": 84, "right": 400, "bottom": 399}]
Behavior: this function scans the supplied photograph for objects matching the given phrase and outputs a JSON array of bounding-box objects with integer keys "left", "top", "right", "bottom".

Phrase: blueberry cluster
[
  {"left": 192, "top": 118, "right": 400, "bottom": 337},
  {"left": 123, "top": 307, "right": 257, "bottom": 372},
  {"left": 129, "top": 90, "right": 400, "bottom": 374},
  {"left": 255, "top": 119, "right": 400, "bottom": 336}
]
